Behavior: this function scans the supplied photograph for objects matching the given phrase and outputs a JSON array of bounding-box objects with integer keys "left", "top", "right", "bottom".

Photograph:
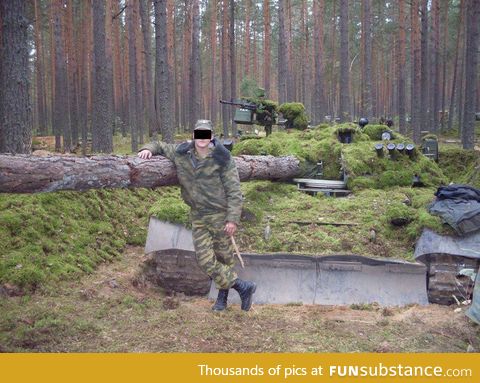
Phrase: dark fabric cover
[{"left": 429, "top": 184, "right": 480, "bottom": 236}]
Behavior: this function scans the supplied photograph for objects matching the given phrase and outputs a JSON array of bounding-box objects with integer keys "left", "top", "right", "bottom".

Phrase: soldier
[{"left": 138, "top": 120, "right": 257, "bottom": 311}]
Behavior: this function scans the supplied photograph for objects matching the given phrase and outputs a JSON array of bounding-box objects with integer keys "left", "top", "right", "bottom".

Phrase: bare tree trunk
[
  {"left": 0, "top": 154, "right": 301, "bottom": 194},
  {"left": 166, "top": 0, "right": 176, "bottom": 129},
  {"left": 420, "top": 0, "right": 429, "bottom": 133},
  {"left": 278, "top": 0, "right": 287, "bottom": 104},
  {"left": 440, "top": 2, "right": 448, "bottom": 132},
  {"left": 34, "top": 0, "right": 48, "bottom": 136},
  {"left": 92, "top": 0, "right": 113, "bottom": 153},
  {"left": 312, "top": 0, "right": 326, "bottom": 125},
  {"left": 430, "top": 0, "right": 440, "bottom": 133},
  {"left": 155, "top": 0, "right": 174, "bottom": 143},
  {"left": 209, "top": 0, "right": 217, "bottom": 124},
  {"left": 221, "top": 0, "right": 229, "bottom": 137},
  {"left": 53, "top": 0, "right": 71, "bottom": 152},
  {"left": 139, "top": 0, "right": 157, "bottom": 138},
  {"left": 462, "top": 0, "right": 479, "bottom": 149},
  {"left": 410, "top": 0, "right": 422, "bottom": 144},
  {"left": 263, "top": 0, "right": 271, "bottom": 97},
  {"left": 127, "top": 0, "right": 138, "bottom": 152},
  {"left": 361, "top": 0, "right": 373, "bottom": 120},
  {"left": 228, "top": 0, "right": 237, "bottom": 136},
  {"left": 338, "top": 0, "right": 350, "bottom": 122},
  {"left": 0, "top": 0, "right": 32, "bottom": 154},
  {"left": 447, "top": 0, "right": 463, "bottom": 132},
  {"left": 244, "top": 0, "right": 251, "bottom": 79}
]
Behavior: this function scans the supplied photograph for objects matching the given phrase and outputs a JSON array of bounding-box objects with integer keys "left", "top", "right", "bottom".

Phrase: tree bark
[
  {"left": 312, "top": 0, "right": 326, "bottom": 125},
  {"left": 462, "top": 0, "right": 480, "bottom": 149},
  {"left": 34, "top": 0, "right": 48, "bottom": 136},
  {"left": 127, "top": 0, "right": 138, "bottom": 152},
  {"left": 154, "top": 0, "right": 174, "bottom": 143},
  {"left": 139, "top": 0, "right": 157, "bottom": 138},
  {"left": 263, "top": 0, "right": 271, "bottom": 96},
  {"left": 338, "top": 0, "right": 350, "bottom": 122},
  {"left": 53, "top": 0, "right": 71, "bottom": 152},
  {"left": 92, "top": 0, "right": 113, "bottom": 153},
  {"left": 278, "top": 0, "right": 287, "bottom": 104},
  {"left": 0, "top": 0, "right": 32, "bottom": 155},
  {"left": 228, "top": 0, "right": 237, "bottom": 136},
  {"left": 0, "top": 154, "right": 301, "bottom": 194},
  {"left": 361, "top": 0, "right": 373, "bottom": 120}
]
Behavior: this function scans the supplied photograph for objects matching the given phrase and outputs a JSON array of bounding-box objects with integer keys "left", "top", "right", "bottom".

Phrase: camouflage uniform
[{"left": 140, "top": 138, "right": 242, "bottom": 290}]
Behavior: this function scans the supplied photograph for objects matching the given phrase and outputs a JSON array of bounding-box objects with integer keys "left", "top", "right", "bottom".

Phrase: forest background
[{"left": 0, "top": 0, "right": 479, "bottom": 155}]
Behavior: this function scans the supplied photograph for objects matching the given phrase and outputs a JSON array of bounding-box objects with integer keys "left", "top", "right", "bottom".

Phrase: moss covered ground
[{"left": 2, "top": 125, "right": 478, "bottom": 293}]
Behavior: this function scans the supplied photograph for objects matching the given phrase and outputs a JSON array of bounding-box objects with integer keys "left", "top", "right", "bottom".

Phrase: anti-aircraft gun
[{"left": 220, "top": 89, "right": 278, "bottom": 136}]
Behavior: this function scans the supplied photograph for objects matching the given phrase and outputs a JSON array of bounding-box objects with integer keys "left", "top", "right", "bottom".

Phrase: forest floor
[{"left": 1, "top": 245, "right": 479, "bottom": 353}]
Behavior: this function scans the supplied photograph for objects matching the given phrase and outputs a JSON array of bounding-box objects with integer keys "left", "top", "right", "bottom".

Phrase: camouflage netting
[{"left": 232, "top": 123, "right": 449, "bottom": 189}]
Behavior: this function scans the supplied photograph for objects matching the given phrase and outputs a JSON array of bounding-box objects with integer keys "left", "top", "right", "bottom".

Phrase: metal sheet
[
  {"left": 146, "top": 219, "right": 428, "bottom": 306},
  {"left": 209, "top": 254, "right": 428, "bottom": 306},
  {"left": 414, "top": 228, "right": 480, "bottom": 263}
]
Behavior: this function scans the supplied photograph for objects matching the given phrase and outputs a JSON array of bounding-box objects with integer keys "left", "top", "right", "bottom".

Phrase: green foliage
[
  {"left": 149, "top": 196, "right": 190, "bottom": 226},
  {"left": 278, "top": 102, "right": 309, "bottom": 130},
  {"left": 0, "top": 187, "right": 177, "bottom": 291}
]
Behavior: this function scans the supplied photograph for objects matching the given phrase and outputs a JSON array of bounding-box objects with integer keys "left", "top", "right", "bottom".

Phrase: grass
[{"left": 1, "top": 247, "right": 478, "bottom": 352}]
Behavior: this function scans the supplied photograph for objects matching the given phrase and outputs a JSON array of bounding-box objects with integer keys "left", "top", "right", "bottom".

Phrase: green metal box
[{"left": 233, "top": 108, "right": 254, "bottom": 125}]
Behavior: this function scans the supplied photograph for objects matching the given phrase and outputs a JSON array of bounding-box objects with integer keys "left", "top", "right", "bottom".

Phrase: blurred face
[{"left": 193, "top": 129, "right": 213, "bottom": 149}]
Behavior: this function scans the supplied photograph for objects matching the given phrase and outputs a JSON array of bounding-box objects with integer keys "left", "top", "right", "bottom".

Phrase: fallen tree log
[{"left": 0, "top": 153, "right": 301, "bottom": 193}]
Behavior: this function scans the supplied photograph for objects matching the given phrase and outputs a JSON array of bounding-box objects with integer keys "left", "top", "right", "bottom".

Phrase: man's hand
[
  {"left": 224, "top": 222, "right": 237, "bottom": 237},
  {"left": 138, "top": 149, "right": 152, "bottom": 159}
]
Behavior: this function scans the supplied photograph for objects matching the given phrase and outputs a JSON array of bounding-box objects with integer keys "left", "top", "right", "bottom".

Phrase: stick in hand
[{"left": 230, "top": 236, "right": 245, "bottom": 268}]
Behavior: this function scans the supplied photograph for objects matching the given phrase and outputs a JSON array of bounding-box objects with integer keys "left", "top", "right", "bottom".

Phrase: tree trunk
[
  {"left": 0, "top": 0, "right": 32, "bottom": 154},
  {"left": 410, "top": 0, "right": 422, "bottom": 144},
  {"left": 311, "top": 0, "right": 326, "bottom": 125},
  {"left": 361, "top": 0, "right": 373, "bottom": 120},
  {"left": 0, "top": 154, "right": 301, "bottom": 194},
  {"left": 92, "top": 0, "right": 113, "bottom": 153},
  {"left": 447, "top": 0, "right": 463, "bottom": 132},
  {"left": 53, "top": 0, "right": 71, "bottom": 152},
  {"left": 263, "top": 0, "right": 271, "bottom": 96},
  {"left": 154, "top": 0, "right": 174, "bottom": 143},
  {"left": 338, "top": 0, "right": 350, "bottom": 122},
  {"left": 462, "top": 0, "right": 479, "bottom": 149},
  {"left": 221, "top": 0, "right": 229, "bottom": 137},
  {"left": 209, "top": 0, "right": 217, "bottom": 124},
  {"left": 34, "top": 0, "right": 48, "bottom": 136},
  {"left": 228, "top": 0, "right": 237, "bottom": 136},
  {"left": 440, "top": 2, "right": 448, "bottom": 132},
  {"left": 278, "top": 0, "right": 287, "bottom": 104},
  {"left": 139, "top": 0, "right": 157, "bottom": 138},
  {"left": 244, "top": 0, "right": 251, "bottom": 78},
  {"left": 127, "top": 0, "right": 138, "bottom": 152},
  {"left": 420, "top": 0, "right": 429, "bottom": 133},
  {"left": 430, "top": 0, "right": 440, "bottom": 133},
  {"left": 189, "top": 0, "right": 201, "bottom": 129}
]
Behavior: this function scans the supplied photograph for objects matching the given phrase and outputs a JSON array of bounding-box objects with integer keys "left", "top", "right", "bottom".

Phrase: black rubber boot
[
  {"left": 211, "top": 289, "right": 229, "bottom": 311},
  {"left": 232, "top": 279, "right": 257, "bottom": 311}
]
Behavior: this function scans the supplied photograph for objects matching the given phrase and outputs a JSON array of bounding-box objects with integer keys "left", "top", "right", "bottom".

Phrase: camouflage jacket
[{"left": 140, "top": 138, "right": 243, "bottom": 224}]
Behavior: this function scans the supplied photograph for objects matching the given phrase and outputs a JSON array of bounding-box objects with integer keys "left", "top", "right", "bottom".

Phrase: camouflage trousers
[{"left": 191, "top": 211, "right": 238, "bottom": 290}]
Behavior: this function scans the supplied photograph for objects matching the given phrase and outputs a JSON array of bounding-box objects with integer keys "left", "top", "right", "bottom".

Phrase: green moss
[
  {"left": 278, "top": 102, "right": 309, "bottom": 130},
  {"left": 0, "top": 187, "right": 177, "bottom": 291},
  {"left": 384, "top": 202, "right": 416, "bottom": 226},
  {"left": 362, "top": 124, "right": 394, "bottom": 140},
  {"left": 148, "top": 196, "right": 190, "bottom": 225}
]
